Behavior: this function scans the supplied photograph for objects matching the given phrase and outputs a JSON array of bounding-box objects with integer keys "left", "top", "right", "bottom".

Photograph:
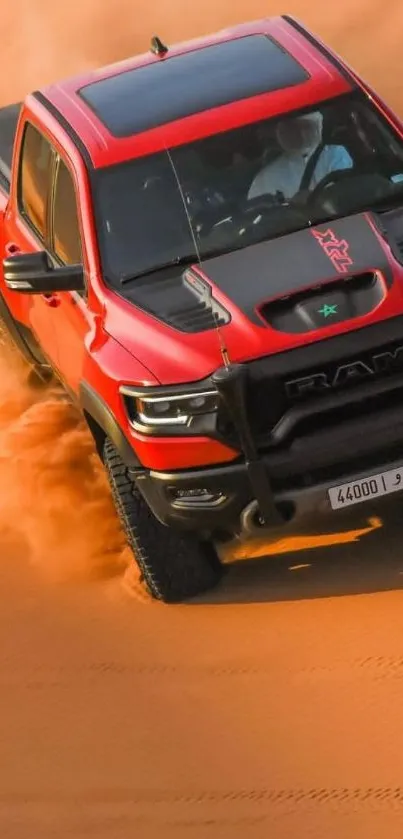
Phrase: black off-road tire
[{"left": 103, "top": 438, "right": 223, "bottom": 603}]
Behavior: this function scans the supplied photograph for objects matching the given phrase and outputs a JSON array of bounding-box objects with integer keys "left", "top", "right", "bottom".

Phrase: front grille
[
  {"left": 244, "top": 373, "right": 288, "bottom": 438},
  {"left": 215, "top": 318, "right": 403, "bottom": 492},
  {"left": 270, "top": 439, "right": 403, "bottom": 493},
  {"left": 241, "top": 316, "right": 403, "bottom": 447},
  {"left": 289, "top": 383, "right": 403, "bottom": 439}
]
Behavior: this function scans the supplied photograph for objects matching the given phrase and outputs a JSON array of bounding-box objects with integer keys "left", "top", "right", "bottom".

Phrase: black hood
[
  {"left": 121, "top": 211, "right": 398, "bottom": 334},
  {"left": 199, "top": 212, "right": 394, "bottom": 330}
]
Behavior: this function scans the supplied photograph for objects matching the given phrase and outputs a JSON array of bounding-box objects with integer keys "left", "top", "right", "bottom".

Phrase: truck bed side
[{"left": 0, "top": 102, "right": 21, "bottom": 194}]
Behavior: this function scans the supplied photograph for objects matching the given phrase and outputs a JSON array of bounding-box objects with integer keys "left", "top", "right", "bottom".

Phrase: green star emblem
[{"left": 318, "top": 303, "right": 338, "bottom": 318}]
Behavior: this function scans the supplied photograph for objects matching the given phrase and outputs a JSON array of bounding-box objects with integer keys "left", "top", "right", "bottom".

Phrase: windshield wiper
[
  {"left": 119, "top": 219, "right": 318, "bottom": 286},
  {"left": 120, "top": 254, "right": 199, "bottom": 285}
]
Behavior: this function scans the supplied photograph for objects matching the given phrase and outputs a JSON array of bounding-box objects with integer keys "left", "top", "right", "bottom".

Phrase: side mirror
[{"left": 3, "top": 250, "right": 85, "bottom": 294}]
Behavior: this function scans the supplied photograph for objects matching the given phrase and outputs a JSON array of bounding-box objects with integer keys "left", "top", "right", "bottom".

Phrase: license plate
[{"left": 328, "top": 465, "right": 403, "bottom": 510}]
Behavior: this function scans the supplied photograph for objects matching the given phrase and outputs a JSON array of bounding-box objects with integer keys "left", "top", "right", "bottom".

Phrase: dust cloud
[{"left": 0, "top": 335, "right": 130, "bottom": 582}]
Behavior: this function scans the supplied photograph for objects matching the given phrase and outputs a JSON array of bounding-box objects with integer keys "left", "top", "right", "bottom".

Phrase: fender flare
[{"left": 79, "top": 381, "right": 142, "bottom": 468}]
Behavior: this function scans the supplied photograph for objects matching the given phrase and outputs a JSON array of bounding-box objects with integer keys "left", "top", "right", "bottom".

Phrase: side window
[
  {"left": 52, "top": 158, "right": 82, "bottom": 265},
  {"left": 19, "top": 123, "right": 53, "bottom": 239}
]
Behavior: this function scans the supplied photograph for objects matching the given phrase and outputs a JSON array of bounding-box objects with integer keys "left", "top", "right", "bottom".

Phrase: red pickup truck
[{"left": 3, "top": 16, "right": 403, "bottom": 602}]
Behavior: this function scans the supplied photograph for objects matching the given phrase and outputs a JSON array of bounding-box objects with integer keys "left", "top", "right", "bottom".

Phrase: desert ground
[{"left": 2, "top": 2, "right": 403, "bottom": 837}]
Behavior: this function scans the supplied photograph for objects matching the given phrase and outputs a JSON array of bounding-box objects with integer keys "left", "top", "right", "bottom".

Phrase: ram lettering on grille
[{"left": 284, "top": 344, "right": 403, "bottom": 399}]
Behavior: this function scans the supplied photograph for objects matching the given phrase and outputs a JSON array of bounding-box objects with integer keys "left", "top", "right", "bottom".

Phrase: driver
[{"left": 248, "top": 111, "right": 353, "bottom": 202}]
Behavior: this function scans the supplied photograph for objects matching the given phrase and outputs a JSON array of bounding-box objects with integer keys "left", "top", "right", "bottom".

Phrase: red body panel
[{"left": 1, "top": 17, "right": 403, "bottom": 472}]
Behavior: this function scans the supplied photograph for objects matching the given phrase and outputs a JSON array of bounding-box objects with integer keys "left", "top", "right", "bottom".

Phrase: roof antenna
[
  {"left": 150, "top": 35, "right": 168, "bottom": 56},
  {"left": 165, "top": 147, "right": 230, "bottom": 369}
]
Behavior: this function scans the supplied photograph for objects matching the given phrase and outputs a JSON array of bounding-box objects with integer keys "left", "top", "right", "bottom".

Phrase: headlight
[{"left": 120, "top": 385, "right": 219, "bottom": 430}]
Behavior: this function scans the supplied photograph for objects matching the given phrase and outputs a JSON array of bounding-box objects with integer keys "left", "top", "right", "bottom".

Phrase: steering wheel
[{"left": 305, "top": 168, "right": 356, "bottom": 205}]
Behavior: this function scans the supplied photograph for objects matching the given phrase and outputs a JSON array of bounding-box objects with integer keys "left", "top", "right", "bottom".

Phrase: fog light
[{"left": 167, "top": 487, "right": 227, "bottom": 508}]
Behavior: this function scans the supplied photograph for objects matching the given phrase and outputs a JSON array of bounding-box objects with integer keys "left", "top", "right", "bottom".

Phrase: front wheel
[{"left": 103, "top": 438, "right": 223, "bottom": 603}]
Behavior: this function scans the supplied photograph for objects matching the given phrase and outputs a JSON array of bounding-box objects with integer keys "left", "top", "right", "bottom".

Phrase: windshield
[{"left": 92, "top": 91, "right": 403, "bottom": 284}]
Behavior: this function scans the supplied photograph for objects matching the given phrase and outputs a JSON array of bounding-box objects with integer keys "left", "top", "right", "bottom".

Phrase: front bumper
[
  {"left": 128, "top": 315, "right": 403, "bottom": 537},
  {"left": 130, "top": 388, "right": 403, "bottom": 537},
  {"left": 132, "top": 446, "right": 403, "bottom": 539}
]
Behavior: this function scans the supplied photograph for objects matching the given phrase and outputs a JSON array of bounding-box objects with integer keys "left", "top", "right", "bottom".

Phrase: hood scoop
[
  {"left": 199, "top": 211, "right": 394, "bottom": 327},
  {"left": 260, "top": 270, "right": 385, "bottom": 334}
]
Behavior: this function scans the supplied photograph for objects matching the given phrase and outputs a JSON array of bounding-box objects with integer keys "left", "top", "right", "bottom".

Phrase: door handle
[
  {"left": 4, "top": 242, "right": 21, "bottom": 256},
  {"left": 42, "top": 293, "right": 61, "bottom": 308}
]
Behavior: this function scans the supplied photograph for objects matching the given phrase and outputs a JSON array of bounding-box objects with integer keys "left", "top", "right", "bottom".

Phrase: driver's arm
[{"left": 247, "top": 156, "right": 289, "bottom": 201}]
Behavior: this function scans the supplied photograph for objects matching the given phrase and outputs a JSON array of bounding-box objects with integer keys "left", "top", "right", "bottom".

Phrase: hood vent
[
  {"left": 167, "top": 300, "right": 228, "bottom": 332},
  {"left": 260, "top": 271, "right": 385, "bottom": 334},
  {"left": 123, "top": 268, "right": 230, "bottom": 333}
]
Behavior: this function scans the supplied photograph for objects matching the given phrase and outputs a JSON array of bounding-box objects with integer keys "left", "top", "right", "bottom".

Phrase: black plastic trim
[
  {"left": 133, "top": 462, "right": 250, "bottom": 532},
  {"left": 79, "top": 381, "right": 142, "bottom": 467}
]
